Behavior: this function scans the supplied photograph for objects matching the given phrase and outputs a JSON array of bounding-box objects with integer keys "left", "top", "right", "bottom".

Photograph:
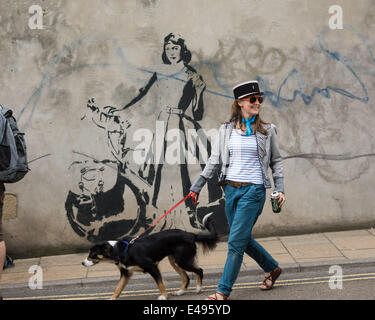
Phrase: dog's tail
[{"left": 194, "top": 213, "right": 219, "bottom": 253}]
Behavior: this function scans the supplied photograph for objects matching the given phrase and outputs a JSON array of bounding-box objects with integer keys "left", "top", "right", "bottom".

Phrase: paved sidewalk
[{"left": 1, "top": 228, "right": 375, "bottom": 290}]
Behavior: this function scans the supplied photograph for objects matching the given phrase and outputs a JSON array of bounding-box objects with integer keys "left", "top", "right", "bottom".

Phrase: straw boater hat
[{"left": 232, "top": 81, "right": 264, "bottom": 100}]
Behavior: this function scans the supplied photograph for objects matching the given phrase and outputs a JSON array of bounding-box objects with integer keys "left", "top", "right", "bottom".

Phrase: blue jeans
[{"left": 217, "top": 184, "right": 279, "bottom": 296}]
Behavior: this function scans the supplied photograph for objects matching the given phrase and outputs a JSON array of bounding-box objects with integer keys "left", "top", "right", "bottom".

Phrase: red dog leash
[{"left": 130, "top": 192, "right": 197, "bottom": 244}]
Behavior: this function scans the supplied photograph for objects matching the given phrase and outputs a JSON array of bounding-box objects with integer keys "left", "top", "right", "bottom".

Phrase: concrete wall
[{"left": 1, "top": 0, "right": 375, "bottom": 257}]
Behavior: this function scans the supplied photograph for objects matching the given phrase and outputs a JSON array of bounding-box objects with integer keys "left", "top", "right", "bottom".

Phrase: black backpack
[{"left": 0, "top": 105, "right": 29, "bottom": 183}]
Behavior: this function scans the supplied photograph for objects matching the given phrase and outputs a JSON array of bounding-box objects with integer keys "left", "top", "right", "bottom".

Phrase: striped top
[{"left": 226, "top": 129, "right": 264, "bottom": 184}]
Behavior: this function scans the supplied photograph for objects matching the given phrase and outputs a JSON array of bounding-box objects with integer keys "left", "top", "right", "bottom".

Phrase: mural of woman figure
[{"left": 113, "top": 33, "right": 223, "bottom": 231}]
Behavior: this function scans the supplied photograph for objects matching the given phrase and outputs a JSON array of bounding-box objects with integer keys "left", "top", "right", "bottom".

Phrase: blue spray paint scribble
[
  {"left": 18, "top": 25, "right": 374, "bottom": 132},
  {"left": 260, "top": 26, "right": 372, "bottom": 108}
]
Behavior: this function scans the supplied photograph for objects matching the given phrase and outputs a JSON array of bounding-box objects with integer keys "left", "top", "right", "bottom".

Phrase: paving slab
[
  {"left": 0, "top": 271, "right": 31, "bottom": 285},
  {"left": 198, "top": 250, "right": 228, "bottom": 269},
  {"left": 324, "top": 230, "right": 375, "bottom": 251},
  {"left": 258, "top": 239, "right": 289, "bottom": 255},
  {"left": 3, "top": 258, "right": 40, "bottom": 273},
  {"left": 40, "top": 253, "right": 88, "bottom": 267},
  {"left": 341, "top": 248, "right": 375, "bottom": 260},
  {"left": 42, "top": 265, "right": 87, "bottom": 282},
  {"left": 280, "top": 233, "right": 345, "bottom": 260}
]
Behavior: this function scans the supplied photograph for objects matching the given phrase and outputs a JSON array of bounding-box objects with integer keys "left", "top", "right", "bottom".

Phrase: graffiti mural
[
  {"left": 14, "top": 24, "right": 375, "bottom": 242},
  {"left": 65, "top": 33, "right": 225, "bottom": 242}
]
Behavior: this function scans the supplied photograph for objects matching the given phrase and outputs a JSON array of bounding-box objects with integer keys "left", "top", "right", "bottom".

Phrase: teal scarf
[{"left": 241, "top": 115, "right": 256, "bottom": 136}]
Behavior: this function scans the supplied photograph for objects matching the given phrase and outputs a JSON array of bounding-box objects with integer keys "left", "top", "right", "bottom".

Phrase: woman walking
[{"left": 189, "top": 80, "right": 286, "bottom": 300}]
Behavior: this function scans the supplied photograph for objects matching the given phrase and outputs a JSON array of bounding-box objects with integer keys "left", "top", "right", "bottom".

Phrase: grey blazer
[{"left": 190, "top": 121, "right": 284, "bottom": 194}]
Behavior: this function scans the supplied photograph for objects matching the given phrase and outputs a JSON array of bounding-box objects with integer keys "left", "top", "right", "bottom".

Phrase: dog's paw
[
  {"left": 196, "top": 285, "right": 202, "bottom": 294},
  {"left": 157, "top": 295, "right": 168, "bottom": 300},
  {"left": 171, "top": 289, "right": 185, "bottom": 296},
  {"left": 109, "top": 295, "right": 118, "bottom": 300}
]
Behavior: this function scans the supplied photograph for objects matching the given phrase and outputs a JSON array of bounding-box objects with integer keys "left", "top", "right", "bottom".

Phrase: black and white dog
[{"left": 82, "top": 213, "right": 218, "bottom": 300}]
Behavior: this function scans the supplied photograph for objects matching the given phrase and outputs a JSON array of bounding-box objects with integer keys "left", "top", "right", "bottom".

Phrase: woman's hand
[
  {"left": 278, "top": 193, "right": 286, "bottom": 207},
  {"left": 186, "top": 70, "right": 206, "bottom": 91},
  {"left": 188, "top": 191, "right": 199, "bottom": 205}
]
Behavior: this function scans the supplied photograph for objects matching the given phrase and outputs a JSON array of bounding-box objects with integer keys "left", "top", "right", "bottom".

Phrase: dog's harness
[
  {"left": 129, "top": 193, "right": 196, "bottom": 245},
  {"left": 121, "top": 240, "right": 130, "bottom": 254},
  {"left": 110, "top": 240, "right": 131, "bottom": 265}
]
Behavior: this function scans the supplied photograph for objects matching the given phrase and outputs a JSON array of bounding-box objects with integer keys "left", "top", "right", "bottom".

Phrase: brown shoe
[
  {"left": 260, "top": 266, "right": 282, "bottom": 290},
  {"left": 205, "top": 292, "right": 229, "bottom": 300}
]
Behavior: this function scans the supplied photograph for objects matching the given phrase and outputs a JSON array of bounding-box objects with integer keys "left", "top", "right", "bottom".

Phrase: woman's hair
[
  {"left": 162, "top": 33, "right": 192, "bottom": 65},
  {"left": 229, "top": 99, "right": 269, "bottom": 135}
]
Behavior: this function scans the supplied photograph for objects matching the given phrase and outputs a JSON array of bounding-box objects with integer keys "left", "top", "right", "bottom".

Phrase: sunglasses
[{"left": 240, "top": 96, "right": 264, "bottom": 104}]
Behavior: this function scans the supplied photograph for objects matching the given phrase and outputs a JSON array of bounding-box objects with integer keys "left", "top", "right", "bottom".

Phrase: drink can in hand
[{"left": 271, "top": 191, "right": 281, "bottom": 213}]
